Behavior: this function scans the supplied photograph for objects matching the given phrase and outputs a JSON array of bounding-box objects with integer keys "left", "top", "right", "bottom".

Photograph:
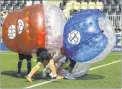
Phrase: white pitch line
[
  {"left": 24, "top": 79, "right": 56, "bottom": 89},
  {"left": 89, "top": 60, "right": 121, "bottom": 71},
  {"left": 24, "top": 60, "right": 121, "bottom": 89}
]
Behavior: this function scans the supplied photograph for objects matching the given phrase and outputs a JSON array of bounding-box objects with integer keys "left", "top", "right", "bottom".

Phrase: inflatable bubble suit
[
  {"left": 63, "top": 9, "right": 116, "bottom": 63},
  {"left": 2, "top": 3, "right": 66, "bottom": 54},
  {"left": 43, "top": 4, "right": 66, "bottom": 53},
  {"left": 63, "top": 10, "right": 116, "bottom": 78}
]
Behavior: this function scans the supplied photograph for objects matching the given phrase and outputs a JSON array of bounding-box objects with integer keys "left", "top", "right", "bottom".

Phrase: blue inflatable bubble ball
[{"left": 63, "top": 9, "right": 116, "bottom": 63}]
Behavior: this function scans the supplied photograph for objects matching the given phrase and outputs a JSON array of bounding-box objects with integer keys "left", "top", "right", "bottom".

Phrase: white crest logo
[
  {"left": 68, "top": 30, "right": 81, "bottom": 45},
  {"left": 8, "top": 25, "right": 16, "bottom": 39},
  {"left": 17, "top": 19, "right": 24, "bottom": 34}
]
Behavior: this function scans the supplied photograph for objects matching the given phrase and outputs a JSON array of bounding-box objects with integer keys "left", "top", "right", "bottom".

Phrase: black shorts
[
  {"left": 36, "top": 48, "right": 52, "bottom": 63},
  {"left": 18, "top": 53, "right": 32, "bottom": 61}
]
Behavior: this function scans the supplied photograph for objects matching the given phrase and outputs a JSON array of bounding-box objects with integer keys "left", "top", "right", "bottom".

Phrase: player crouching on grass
[
  {"left": 26, "top": 48, "right": 62, "bottom": 83},
  {"left": 42, "top": 47, "right": 76, "bottom": 80},
  {"left": 56, "top": 56, "right": 76, "bottom": 80},
  {"left": 56, "top": 47, "right": 76, "bottom": 80}
]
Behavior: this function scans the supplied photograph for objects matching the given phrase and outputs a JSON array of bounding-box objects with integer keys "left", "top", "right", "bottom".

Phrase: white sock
[
  {"left": 28, "top": 74, "right": 31, "bottom": 78},
  {"left": 50, "top": 73, "right": 57, "bottom": 78}
]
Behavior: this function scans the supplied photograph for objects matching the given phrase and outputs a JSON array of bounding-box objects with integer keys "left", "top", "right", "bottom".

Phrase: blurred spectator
[
  {"left": 88, "top": 1, "right": 96, "bottom": 9},
  {"left": 95, "top": 1, "right": 104, "bottom": 10},
  {"left": 26, "top": 0, "right": 33, "bottom": 6},
  {"left": 80, "top": 1, "right": 88, "bottom": 10},
  {"left": 33, "top": 0, "right": 40, "bottom": 4},
  {"left": 63, "top": 9, "right": 70, "bottom": 19},
  {"left": 73, "top": 1, "right": 80, "bottom": 11},
  {"left": 115, "top": 28, "right": 121, "bottom": 33},
  {"left": 1, "top": 11, "right": 8, "bottom": 19}
]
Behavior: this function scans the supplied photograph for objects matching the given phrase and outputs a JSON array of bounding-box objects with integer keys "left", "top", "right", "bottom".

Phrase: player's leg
[
  {"left": 48, "top": 59, "right": 57, "bottom": 78},
  {"left": 26, "top": 59, "right": 56, "bottom": 82},
  {"left": 56, "top": 56, "right": 67, "bottom": 69},
  {"left": 39, "top": 51, "right": 62, "bottom": 79},
  {"left": 46, "top": 55, "right": 66, "bottom": 79},
  {"left": 39, "top": 48, "right": 58, "bottom": 78},
  {"left": 27, "top": 61, "right": 31, "bottom": 74},
  {"left": 26, "top": 49, "right": 48, "bottom": 82},
  {"left": 26, "top": 55, "right": 32, "bottom": 74},
  {"left": 68, "top": 59, "right": 76, "bottom": 72},
  {"left": 26, "top": 61, "right": 42, "bottom": 83},
  {"left": 40, "top": 52, "right": 57, "bottom": 78},
  {"left": 17, "top": 60, "right": 23, "bottom": 76},
  {"left": 17, "top": 53, "right": 24, "bottom": 76},
  {"left": 26, "top": 48, "right": 46, "bottom": 81},
  {"left": 42, "top": 56, "right": 66, "bottom": 79},
  {"left": 53, "top": 56, "right": 67, "bottom": 79},
  {"left": 41, "top": 60, "right": 50, "bottom": 78},
  {"left": 65, "top": 58, "right": 76, "bottom": 80},
  {"left": 42, "top": 60, "right": 50, "bottom": 73}
]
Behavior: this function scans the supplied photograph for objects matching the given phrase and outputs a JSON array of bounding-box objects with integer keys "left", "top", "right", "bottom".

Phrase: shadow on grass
[
  {"left": 1, "top": 71, "right": 105, "bottom": 81},
  {"left": 75, "top": 74, "right": 105, "bottom": 80},
  {"left": 1, "top": 70, "right": 50, "bottom": 80}
]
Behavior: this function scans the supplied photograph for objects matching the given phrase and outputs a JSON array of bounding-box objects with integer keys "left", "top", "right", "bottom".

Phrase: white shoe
[
  {"left": 65, "top": 72, "right": 76, "bottom": 80},
  {"left": 49, "top": 73, "right": 57, "bottom": 79},
  {"left": 25, "top": 76, "right": 32, "bottom": 83}
]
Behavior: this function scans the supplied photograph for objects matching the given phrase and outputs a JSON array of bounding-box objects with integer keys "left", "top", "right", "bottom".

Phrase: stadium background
[{"left": 0, "top": 0, "right": 121, "bottom": 51}]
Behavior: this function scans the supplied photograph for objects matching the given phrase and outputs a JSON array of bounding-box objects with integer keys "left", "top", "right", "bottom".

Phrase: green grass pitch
[{"left": 0, "top": 51, "right": 121, "bottom": 88}]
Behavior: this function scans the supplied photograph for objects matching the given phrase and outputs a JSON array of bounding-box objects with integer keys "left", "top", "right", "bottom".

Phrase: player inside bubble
[
  {"left": 2, "top": 3, "right": 116, "bottom": 81},
  {"left": 38, "top": 10, "right": 116, "bottom": 80},
  {"left": 63, "top": 9, "right": 116, "bottom": 63}
]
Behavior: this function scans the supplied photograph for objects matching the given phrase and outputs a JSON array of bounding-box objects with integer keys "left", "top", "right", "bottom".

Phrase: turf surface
[{"left": 0, "top": 51, "right": 121, "bottom": 88}]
